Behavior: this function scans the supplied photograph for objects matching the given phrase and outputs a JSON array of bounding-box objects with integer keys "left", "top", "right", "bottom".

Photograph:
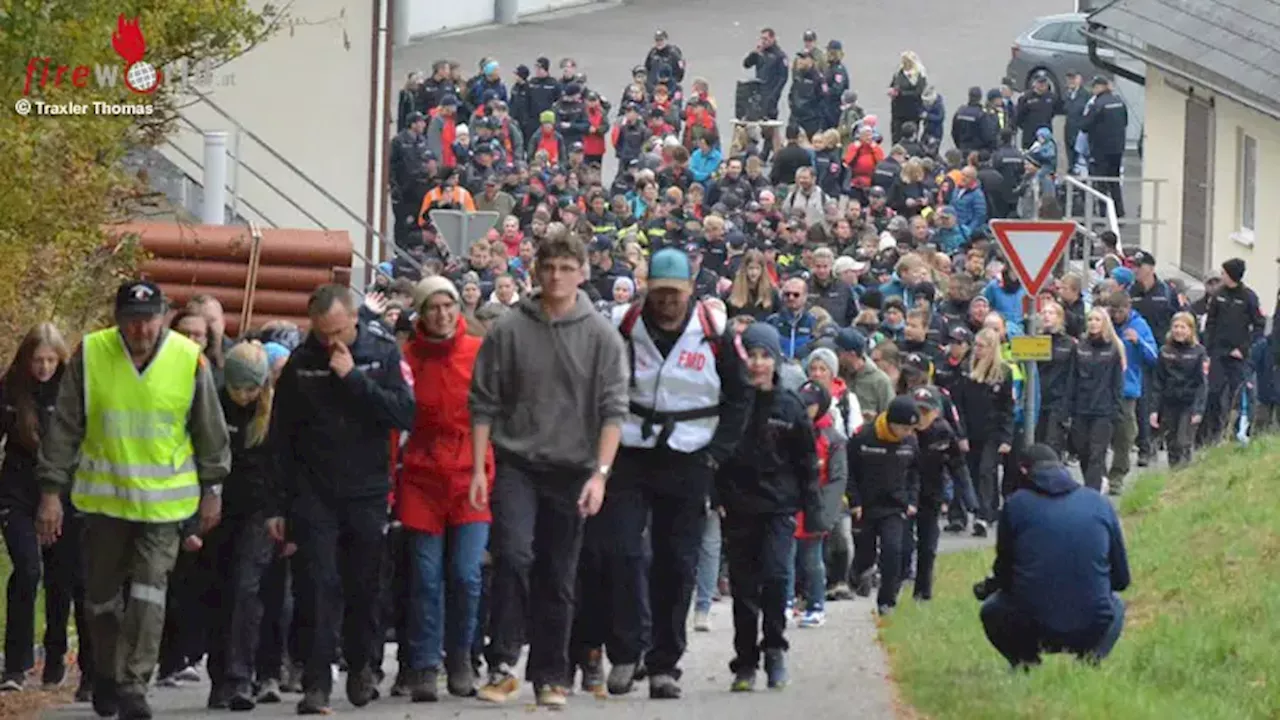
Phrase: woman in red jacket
[{"left": 398, "top": 276, "right": 494, "bottom": 702}]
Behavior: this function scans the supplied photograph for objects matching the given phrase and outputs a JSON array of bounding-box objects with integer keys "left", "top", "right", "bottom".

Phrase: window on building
[{"left": 1239, "top": 131, "right": 1257, "bottom": 234}]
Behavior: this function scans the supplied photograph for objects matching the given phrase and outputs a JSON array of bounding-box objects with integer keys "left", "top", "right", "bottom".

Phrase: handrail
[
  {"left": 1062, "top": 176, "right": 1120, "bottom": 238},
  {"left": 162, "top": 138, "right": 281, "bottom": 227},
  {"left": 180, "top": 90, "right": 419, "bottom": 272}
]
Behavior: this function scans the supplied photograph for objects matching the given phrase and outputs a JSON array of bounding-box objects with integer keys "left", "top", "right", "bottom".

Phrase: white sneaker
[
  {"left": 175, "top": 664, "right": 201, "bottom": 683},
  {"left": 693, "top": 610, "right": 711, "bottom": 632},
  {"left": 155, "top": 674, "right": 182, "bottom": 688},
  {"left": 798, "top": 611, "right": 826, "bottom": 628}
]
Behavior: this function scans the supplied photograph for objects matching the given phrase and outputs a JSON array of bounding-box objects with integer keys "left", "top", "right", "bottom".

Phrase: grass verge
[{"left": 881, "top": 438, "right": 1280, "bottom": 720}]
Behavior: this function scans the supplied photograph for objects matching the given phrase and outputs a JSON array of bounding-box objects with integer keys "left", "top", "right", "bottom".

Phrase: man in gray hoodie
[{"left": 468, "top": 232, "right": 628, "bottom": 709}]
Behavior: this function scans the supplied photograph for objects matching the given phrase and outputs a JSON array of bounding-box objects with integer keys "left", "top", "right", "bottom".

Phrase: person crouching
[{"left": 718, "top": 324, "right": 824, "bottom": 692}]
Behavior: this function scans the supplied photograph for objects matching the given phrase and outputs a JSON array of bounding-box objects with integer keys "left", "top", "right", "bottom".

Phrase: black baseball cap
[
  {"left": 886, "top": 395, "right": 921, "bottom": 426},
  {"left": 948, "top": 326, "right": 973, "bottom": 344},
  {"left": 911, "top": 386, "right": 942, "bottom": 412},
  {"left": 115, "top": 281, "right": 167, "bottom": 317},
  {"left": 1132, "top": 250, "right": 1156, "bottom": 266},
  {"left": 834, "top": 327, "right": 868, "bottom": 355}
]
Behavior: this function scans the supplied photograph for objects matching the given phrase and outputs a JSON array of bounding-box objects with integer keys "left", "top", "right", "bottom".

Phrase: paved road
[{"left": 397, "top": 0, "right": 1066, "bottom": 180}]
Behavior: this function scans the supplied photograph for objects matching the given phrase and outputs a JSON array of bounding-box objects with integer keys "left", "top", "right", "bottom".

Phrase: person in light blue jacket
[
  {"left": 1104, "top": 291, "right": 1157, "bottom": 494},
  {"left": 983, "top": 265, "right": 1028, "bottom": 337},
  {"left": 689, "top": 134, "right": 724, "bottom": 185}
]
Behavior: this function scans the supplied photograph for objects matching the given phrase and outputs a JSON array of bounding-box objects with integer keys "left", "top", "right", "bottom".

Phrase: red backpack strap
[
  {"left": 619, "top": 300, "right": 645, "bottom": 339},
  {"left": 695, "top": 301, "right": 721, "bottom": 359}
]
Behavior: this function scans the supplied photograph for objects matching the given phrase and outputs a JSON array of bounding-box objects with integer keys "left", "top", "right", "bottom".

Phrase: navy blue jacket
[
  {"left": 269, "top": 322, "right": 415, "bottom": 512},
  {"left": 994, "top": 462, "right": 1130, "bottom": 635}
]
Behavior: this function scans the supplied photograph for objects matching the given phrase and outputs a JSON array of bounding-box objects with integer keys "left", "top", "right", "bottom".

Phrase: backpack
[{"left": 619, "top": 299, "right": 721, "bottom": 386}]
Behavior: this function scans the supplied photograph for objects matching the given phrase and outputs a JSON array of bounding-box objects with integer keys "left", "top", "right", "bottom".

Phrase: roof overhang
[{"left": 1085, "top": 23, "right": 1280, "bottom": 122}]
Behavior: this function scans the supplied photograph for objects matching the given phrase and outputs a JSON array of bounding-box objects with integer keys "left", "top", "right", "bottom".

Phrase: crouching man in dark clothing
[
  {"left": 978, "top": 444, "right": 1130, "bottom": 670},
  {"left": 718, "top": 323, "right": 822, "bottom": 692}
]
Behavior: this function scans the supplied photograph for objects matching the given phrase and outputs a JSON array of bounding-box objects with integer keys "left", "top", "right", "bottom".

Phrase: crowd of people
[{"left": 0, "top": 23, "right": 1274, "bottom": 720}]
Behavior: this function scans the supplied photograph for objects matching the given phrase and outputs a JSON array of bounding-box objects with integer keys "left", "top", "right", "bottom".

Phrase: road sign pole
[{"left": 1023, "top": 297, "right": 1038, "bottom": 448}]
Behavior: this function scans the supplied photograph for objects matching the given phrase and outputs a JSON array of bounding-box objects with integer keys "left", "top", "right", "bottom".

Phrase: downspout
[
  {"left": 380, "top": 0, "right": 395, "bottom": 256},
  {"left": 364, "top": 0, "right": 383, "bottom": 287},
  {"left": 1087, "top": 25, "right": 1145, "bottom": 85}
]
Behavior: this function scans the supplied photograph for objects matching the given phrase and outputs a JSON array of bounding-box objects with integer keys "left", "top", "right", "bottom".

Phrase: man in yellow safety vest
[{"left": 36, "top": 280, "right": 231, "bottom": 720}]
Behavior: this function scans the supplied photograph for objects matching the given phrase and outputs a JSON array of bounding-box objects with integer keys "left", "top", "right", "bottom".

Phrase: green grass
[{"left": 882, "top": 438, "right": 1280, "bottom": 720}]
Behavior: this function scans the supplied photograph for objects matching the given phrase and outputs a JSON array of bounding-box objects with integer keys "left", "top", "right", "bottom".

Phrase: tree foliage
[{"left": 0, "top": 1, "right": 278, "bottom": 361}]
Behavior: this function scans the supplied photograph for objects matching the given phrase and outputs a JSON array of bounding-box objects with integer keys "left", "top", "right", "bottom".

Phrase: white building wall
[
  {"left": 1139, "top": 68, "right": 1185, "bottom": 265},
  {"left": 161, "top": 0, "right": 381, "bottom": 254},
  {"left": 404, "top": 0, "right": 594, "bottom": 38}
]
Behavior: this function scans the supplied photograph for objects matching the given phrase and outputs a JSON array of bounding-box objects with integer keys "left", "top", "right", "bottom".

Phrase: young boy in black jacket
[
  {"left": 848, "top": 395, "right": 921, "bottom": 615},
  {"left": 905, "top": 386, "right": 970, "bottom": 601},
  {"left": 718, "top": 323, "right": 822, "bottom": 692}
]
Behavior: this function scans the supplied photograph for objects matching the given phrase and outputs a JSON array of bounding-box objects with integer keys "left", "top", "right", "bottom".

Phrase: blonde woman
[
  {"left": 887, "top": 51, "right": 927, "bottom": 144},
  {"left": 887, "top": 158, "right": 928, "bottom": 217},
  {"left": 953, "top": 328, "right": 1014, "bottom": 536},
  {"left": 1151, "top": 311, "right": 1207, "bottom": 467},
  {"left": 725, "top": 249, "right": 778, "bottom": 320},
  {"left": 1035, "top": 300, "right": 1078, "bottom": 454},
  {"left": 1068, "top": 308, "right": 1126, "bottom": 491},
  {"left": 205, "top": 341, "right": 278, "bottom": 709}
]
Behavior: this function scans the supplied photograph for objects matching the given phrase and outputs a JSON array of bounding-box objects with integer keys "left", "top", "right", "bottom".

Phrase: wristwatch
[
  {"left": 203, "top": 484, "right": 223, "bottom": 498},
  {"left": 596, "top": 465, "right": 611, "bottom": 478}
]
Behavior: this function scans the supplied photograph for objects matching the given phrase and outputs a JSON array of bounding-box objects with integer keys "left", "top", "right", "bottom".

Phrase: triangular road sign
[{"left": 989, "top": 220, "right": 1079, "bottom": 295}]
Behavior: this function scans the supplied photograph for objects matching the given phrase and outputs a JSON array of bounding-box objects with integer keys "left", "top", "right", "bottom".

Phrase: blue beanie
[
  {"left": 741, "top": 323, "right": 782, "bottom": 363},
  {"left": 1111, "top": 266, "right": 1135, "bottom": 288},
  {"left": 263, "top": 341, "right": 290, "bottom": 368}
]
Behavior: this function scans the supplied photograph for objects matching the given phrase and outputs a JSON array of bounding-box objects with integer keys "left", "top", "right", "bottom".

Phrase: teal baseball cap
[{"left": 648, "top": 248, "right": 693, "bottom": 291}]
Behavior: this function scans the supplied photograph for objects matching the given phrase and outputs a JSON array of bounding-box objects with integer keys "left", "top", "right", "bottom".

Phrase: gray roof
[{"left": 1089, "top": 0, "right": 1280, "bottom": 115}]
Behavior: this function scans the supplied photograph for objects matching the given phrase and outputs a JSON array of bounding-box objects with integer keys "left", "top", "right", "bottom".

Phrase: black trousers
[
  {"left": 1090, "top": 152, "right": 1125, "bottom": 217},
  {"left": 1, "top": 508, "right": 92, "bottom": 678},
  {"left": 205, "top": 512, "right": 276, "bottom": 691},
  {"left": 1135, "top": 374, "right": 1154, "bottom": 456},
  {"left": 255, "top": 553, "right": 289, "bottom": 682},
  {"left": 903, "top": 504, "right": 942, "bottom": 598},
  {"left": 1071, "top": 416, "right": 1113, "bottom": 491},
  {"left": 1035, "top": 408, "right": 1070, "bottom": 456},
  {"left": 852, "top": 512, "right": 906, "bottom": 608},
  {"left": 1158, "top": 402, "right": 1197, "bottom": 467},
  {"left": 485, "top": 460, "right": 586, "bottom": 687},
  {"left": 1204, "top": 355, "right": 1249, "bottom": 444},
  {"left": 724, "top": 512, "right": 793, "bottom": 673},
  {"left": 292, "top": 493, "right": 386, "bottom": 695},
  {"left": 969, "top": 440, "right": 1004, "bottom": 523},
  {"left": 981, "top": 590, "right": 1125, "bottom": 666},
  {"left": 158, "top": 541, "right": 210, "bottom": 677}
]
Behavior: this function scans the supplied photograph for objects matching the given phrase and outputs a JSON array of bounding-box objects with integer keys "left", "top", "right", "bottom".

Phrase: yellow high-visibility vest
[{"left": 72, "top": 328, "right": 201, "bottom": 522}]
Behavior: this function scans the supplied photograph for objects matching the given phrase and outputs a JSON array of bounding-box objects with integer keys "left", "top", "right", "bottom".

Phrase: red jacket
[
  {"left": 397, "top": 314, "right": 494, "bottom": 534},
  {"left": 796, "top": 412, "right": 833, "bottom": 539},
  {"left": 583, "top": 105, "right": 607, "bottom": 157}
]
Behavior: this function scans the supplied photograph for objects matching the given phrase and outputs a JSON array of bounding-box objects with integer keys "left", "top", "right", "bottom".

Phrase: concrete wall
[
  {"left": 405, "top": 0, "right": 594, "bottom": 37},
  {"left": 1142, "top": 66, "right": 1280, "bottom": 308},
  {"left": 161, "top": 0, "right": 382, "bottom": 257}
]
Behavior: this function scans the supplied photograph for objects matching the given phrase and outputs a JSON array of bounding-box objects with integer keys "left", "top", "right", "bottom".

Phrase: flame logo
[{"left": 111, "top": 15, "right": 147, "bottom": 65}]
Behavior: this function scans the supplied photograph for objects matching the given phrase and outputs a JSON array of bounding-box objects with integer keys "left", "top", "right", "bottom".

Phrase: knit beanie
[
  {"left": 263, "top": 341, "right": 290, "bottom": 368},
  {"left": 741, "top": 322, "right": 782, "bottom": 363},
  {"left": 803, "top": 347, "right": 839, "bottom": 377},
  {"left": 413, "top": 275, "right": 460, "bottom": 314},
  {"left": 224, "top": 342, "right": 269, "bottom": 389},
  {"left": 539, "top": 110, "right": 556, "bottom": 124},
  {"left": 1222, "top": 258, "right": 1246, "bottom": 283}
]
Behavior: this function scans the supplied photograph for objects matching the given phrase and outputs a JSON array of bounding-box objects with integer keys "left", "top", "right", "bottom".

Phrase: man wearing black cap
[
  {"left": 1128, "top": 250, "right": 1182, "bottom": 462},
  {"left": 793, "top": 30, "right": 826, "bottom": 76},
  {"left": 553, "top": 83, "right": 589, "bottom": 149},
  {"left": 821, "top": 40, "right": 848, "bottom": 130},
  {"left": 1080, "top": 76, "right": 1129, "bottom": 216},
  {"left": 834, "top": 328, "right": 895, "bottom": 426},
  {"left": 981, "top": 88, "right": 1010, "bottom": 152},
  {"left": 508, "top": 65, "right": 534, "bottom": 139},
  {"left": 978, "top": 445, "right": 1130, "bottom": 670},
  {"left": 419, "top": 60, "right": 456, "bottom": 114},
  {"left": 1014, "top": 74, "right": 1060, "bottom": 150},
  {"left": 847, "top": 395, "right": 921, "bottom": 614},
  {"left": 644, "top": 30, "right": 685, "bottom": 91},
  {"left": 1203, "top": 258, "right": 1266, "bottom": 442},
  {"left": 390, "top": 112, "right": 431, "bottom": 242},
  {"left": 521, "top": 58, "right": 562, "bottom": 141},
  {"left": 37, "top": 281, "right": 231, "bottom": 719},
  {"left": 951, "top": 86, "right": 987, "bottom": 154},
  {"left": 787, "top": 51, "right": 825, "bottom": 138},
  {"left": 907, "top": 386, "right": 971, "bottom": 600}
]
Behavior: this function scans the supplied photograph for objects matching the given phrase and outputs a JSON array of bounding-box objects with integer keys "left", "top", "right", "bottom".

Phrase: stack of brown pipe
[{"left": 110, "top": 223, "right": 353, "bottom": 337}]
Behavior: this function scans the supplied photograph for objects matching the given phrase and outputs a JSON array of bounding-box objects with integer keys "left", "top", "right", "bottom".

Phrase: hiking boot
[
  {"left": 1136, "top": 452, "right": 1151, "bottom": 468},
  {"left": 535, "top": 685, "right": 568, "bottom": 708},
  {"left": 91, "top": 677, "right": 118, "bottom": 717},
  {"left": 295, "top": 689, "right": 330, "bottom": 715},
  {"left": 410, "top": 668, "right": 439, "bottom": 703},
  {"left": 944, "top": 518, "right": 966, "bottom": 533},
  {"left": 648, "top": 673, "right": 682, "bottom": 699},
  {"left": 693, "top": 609, "right": 712, "bottom": 632},
  {"left": 826, "top": 582, "right": 853, "bottom": 601},
  {"left": 729, "top": 670, "right": 756, "bottom": 692},
  {"left": 0, "top": 674, "right": 23, "bottom": 692},
  {"left": 116, "top": 692, "right": 153, "bottom": 720},
  {"left": 345, "top": 667, "right": 378, "bottom": 708},
  {"left": 42, "top": 657, "right": 66, "bottom": 688},
  {"left": 606, "top": 662, "right": 636, "bottom": 695},
  {"left": 578, "top": 649, "right": 604, "bottom": 694},
  {"left": 763, "top": 649, "right": 788, "bottom": 689},
  {"left": 256, "top": 679, "right": 282, "bottom": 704},
  {"left": 971, "top": 520, "right": 988, "bottom": 538},
  {"left": 229, "top": 684, "right": 257, "bottom": 712},
  {"left": 633, "top": 660, "right": 648, "bottom": 681},
  {"left": 853, "top": 570, "right": 873, "bottom": 598},
  {"left": 207, "top": 684, "right": 233, "bottom": 709},
  {"left": 1108, "top": 480, "right": 1124, "bottom": 496},
  {"left": 446, "top": 662, "right": 476, "bottom": 697},
  {"left": 475, "top": 664, "right": 519, "bottom": 704}
]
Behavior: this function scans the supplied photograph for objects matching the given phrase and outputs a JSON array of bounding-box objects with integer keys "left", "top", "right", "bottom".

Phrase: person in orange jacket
[{"left": 396, "top": 276, "right": 494, "bottom": 702}]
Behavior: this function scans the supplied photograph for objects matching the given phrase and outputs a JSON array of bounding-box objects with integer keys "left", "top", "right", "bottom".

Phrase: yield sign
[{"left": 989, "top": 220, "right": 1079, "bottom": 295}]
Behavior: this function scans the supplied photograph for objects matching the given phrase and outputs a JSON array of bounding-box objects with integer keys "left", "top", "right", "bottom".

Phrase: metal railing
[{"left": 164, "top": 90, "right": 420, "bottom": 279}]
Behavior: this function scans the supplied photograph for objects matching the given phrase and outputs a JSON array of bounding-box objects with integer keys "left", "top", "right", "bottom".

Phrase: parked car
[{"left": 1006, "top": 11, "right": 1145, "bottom": 152}]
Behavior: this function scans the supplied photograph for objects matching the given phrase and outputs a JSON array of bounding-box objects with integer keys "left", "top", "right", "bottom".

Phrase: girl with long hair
[
  {"left": 725, "top": 250, "right": 778, "bottom": 320},
  {"left": 953, "top": 328, "right": 1014, "bottom": 536},
  {"left": 888, "top": 51, "right": 927, "bottom": 144},
  {"left": 0, "top": 324, "right": 91, "bottom": 697},
  {"left": 202, "top": 341, "right": 279, "bottom": 709},
  {"left": 1069, "top": 309, "right": 1126, "bottom": 491},
  {"left": 1152, "top": 312, "right": 1208, "bottom": 467},
  {"left": 1035, "top": 300, "right": 1078, "bottom": 454}
]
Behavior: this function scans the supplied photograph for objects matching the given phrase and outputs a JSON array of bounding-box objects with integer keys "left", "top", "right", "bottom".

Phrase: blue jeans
[
  {"left": 792, "top": 536, "right": 825, "bottom": 613},
  {"left": 407, "top": 523, "right": 489, "bottom": 671},
  {"left": 694, "top": 508, "right": 721, "bottom": 613}
]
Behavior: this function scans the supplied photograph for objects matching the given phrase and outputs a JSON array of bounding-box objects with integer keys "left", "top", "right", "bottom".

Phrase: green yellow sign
[{"left": 1009, "top": 335, "right": 1052, "bottom": 362}]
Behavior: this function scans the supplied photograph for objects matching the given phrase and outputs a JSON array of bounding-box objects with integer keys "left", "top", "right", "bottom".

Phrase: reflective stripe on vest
[
  {"left": 619, "top": 306, "right": 724, "bottom": 453},
  {"left": 73, "top": 329, "right": 201, "bottom": 523}
]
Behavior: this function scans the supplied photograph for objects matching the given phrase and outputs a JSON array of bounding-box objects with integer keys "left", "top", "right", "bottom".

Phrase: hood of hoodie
[{"left": 1027, "top": 463, "right": 1077, "bottom": 497}]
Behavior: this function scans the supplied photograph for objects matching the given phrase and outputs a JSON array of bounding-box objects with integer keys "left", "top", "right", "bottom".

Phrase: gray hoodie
[{"left": 470, "top": 289, "right": 628, "bottom": 471}]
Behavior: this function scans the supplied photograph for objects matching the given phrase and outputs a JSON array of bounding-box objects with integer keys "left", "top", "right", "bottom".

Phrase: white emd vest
[{"left": 618, "top": 301, "right": 725, "bottom": 453}]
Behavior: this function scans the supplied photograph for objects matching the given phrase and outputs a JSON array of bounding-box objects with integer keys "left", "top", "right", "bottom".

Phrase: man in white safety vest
[{"left": 575, "top": 248, "right": 754, "bottom": 700}]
